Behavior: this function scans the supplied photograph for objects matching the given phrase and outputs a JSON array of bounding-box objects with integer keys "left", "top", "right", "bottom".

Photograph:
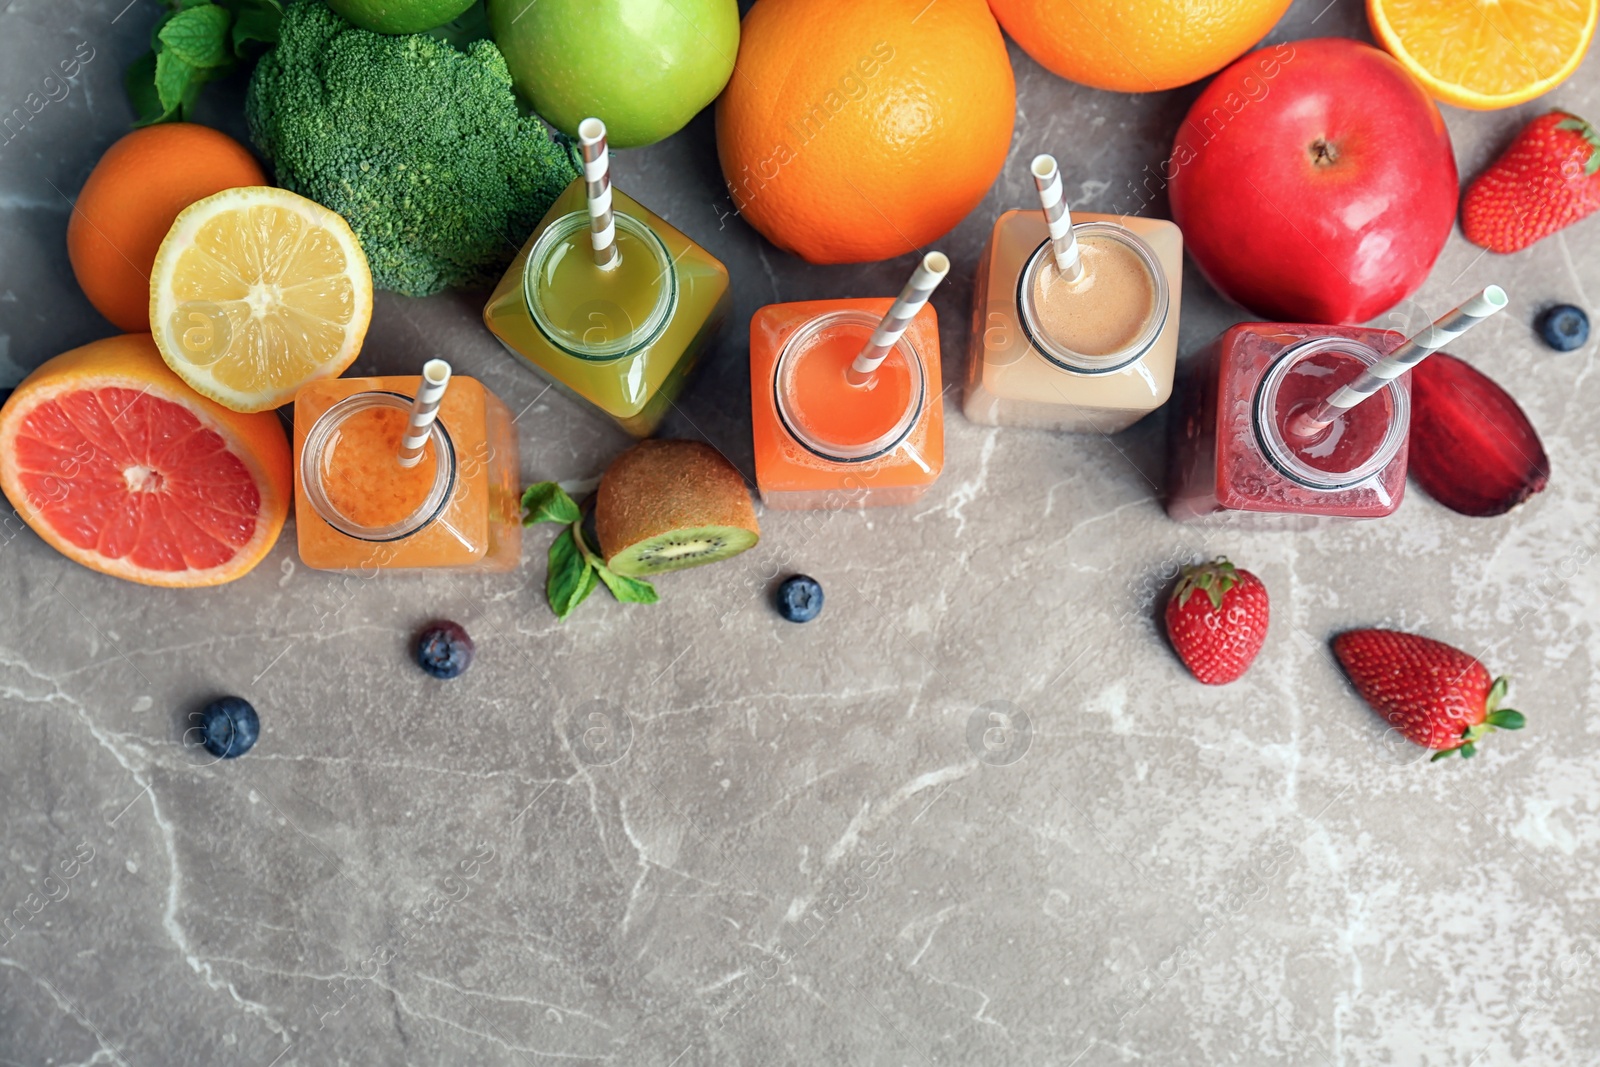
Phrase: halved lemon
[
  {"left": 1369, "top": 0, "right": 1599, "bottom": 111},
  {"left": 151, "top": 186, "right": 373, "bottom": 412}
]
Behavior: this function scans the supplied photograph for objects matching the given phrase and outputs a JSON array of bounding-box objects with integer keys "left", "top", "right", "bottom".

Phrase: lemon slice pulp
[{"left": 152, "top": 186, "right": 372, "bottom": 412}]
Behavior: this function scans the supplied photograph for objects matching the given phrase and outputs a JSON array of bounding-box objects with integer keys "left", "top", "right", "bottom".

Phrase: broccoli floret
[{"left": 246, "top": 1, "right": 578, "bottom": 297}]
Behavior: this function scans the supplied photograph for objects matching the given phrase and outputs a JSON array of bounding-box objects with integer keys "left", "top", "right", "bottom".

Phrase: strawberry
[
  {"left": 1332, "top": 629, "right": 1526, "bottom": 761},
  {"left": 1164, "top": 558, "right": 1269, "bottom": 685},
  {"left": 1462, "top": 111, "right": 1600, "bottom": 253}
]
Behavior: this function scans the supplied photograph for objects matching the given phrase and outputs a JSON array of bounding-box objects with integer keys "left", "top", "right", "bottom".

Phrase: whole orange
[
  {"left": 67, "top": 124, "right": 266, "bottom": 333},
  {"left": 988, "top": 0, "right": 1292, "bottom": 92},
  {"left": 716, "top": 0, "right": 1015, "bottom": 264}
]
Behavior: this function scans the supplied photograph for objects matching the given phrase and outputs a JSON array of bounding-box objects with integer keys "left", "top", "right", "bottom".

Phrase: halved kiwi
[{"left": 596, "top": 440, "right": 760, "bottom": 578}]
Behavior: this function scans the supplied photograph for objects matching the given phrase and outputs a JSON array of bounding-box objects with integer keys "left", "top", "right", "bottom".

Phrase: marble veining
[{"left": 1, "top": 0, "right": 1599, "bottom": 1064}]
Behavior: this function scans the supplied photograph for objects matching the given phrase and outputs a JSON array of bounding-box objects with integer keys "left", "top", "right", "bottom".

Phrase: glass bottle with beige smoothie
[{"left": 964, "top": 155, "right": 1183, "bottom": 434}]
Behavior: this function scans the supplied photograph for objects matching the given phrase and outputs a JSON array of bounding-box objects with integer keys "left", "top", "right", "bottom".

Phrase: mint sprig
[
  {"left": 125, "top": 0, "right": 282, "bottom": 127},
  {"left": 522, "top": 482, "right": 657, "bottom": 620}
]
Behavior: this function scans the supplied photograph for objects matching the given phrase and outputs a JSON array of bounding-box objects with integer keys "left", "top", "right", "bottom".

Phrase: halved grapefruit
[{"left": 0, "top": 334, "right": 291, "bottom": 587}]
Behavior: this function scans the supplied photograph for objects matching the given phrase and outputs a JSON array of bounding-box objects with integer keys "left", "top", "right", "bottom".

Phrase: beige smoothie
[{"left": 1031, "top": 234, "right": 1158, "bottom": 357}]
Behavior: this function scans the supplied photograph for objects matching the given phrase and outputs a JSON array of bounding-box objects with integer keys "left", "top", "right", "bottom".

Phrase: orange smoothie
[
  {"left": 294, "top": 376, "right": 522, "bottom": 572},
  {"left": 780, "top": 325, "right": 917, "bottom": 454},
  {"left": 751, "top": 299, "right": 944, "bottom": 510},
  {"left": 317, "top": 405, "right": 439, "bottom": 529}
]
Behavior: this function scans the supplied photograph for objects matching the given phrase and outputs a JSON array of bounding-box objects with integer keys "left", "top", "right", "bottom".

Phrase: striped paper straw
[
  {"left": 578, "top": 117, "right": 619, "bottom": 271},
  {"left": 1031, "top": 154, "right": 1083, "bottom": 283},
  {"left": 1289, "top": 285, "right": 1509, "bottom": 438},
  {"left": 848, "top": 252, "right": 951, "bottom": 384},
  {"left": 397, "top": 359, "right": 452, "bottom": 469}
]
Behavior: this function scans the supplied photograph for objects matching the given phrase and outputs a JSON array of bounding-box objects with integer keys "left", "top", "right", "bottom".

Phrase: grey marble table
[{"left": 3, "top": 1, "right": 1599, "bottom": 1064}]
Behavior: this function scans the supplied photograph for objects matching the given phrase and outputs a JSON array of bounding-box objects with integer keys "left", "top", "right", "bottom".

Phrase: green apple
[
  {"left": 327, "top": 0, "right": 477, "bottom": 34},
  {"left": 488, "top": 0, "right": 739, "bottom": 149}
]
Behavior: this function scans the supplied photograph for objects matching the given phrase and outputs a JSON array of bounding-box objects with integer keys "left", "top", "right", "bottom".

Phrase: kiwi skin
[{"left": 596, "top": 440, "right": 760, "bottom": 578}]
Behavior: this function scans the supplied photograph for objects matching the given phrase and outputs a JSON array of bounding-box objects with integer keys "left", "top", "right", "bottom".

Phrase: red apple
[{"left": 1168, "top": 38, "right": 1457, "bottom": 325}]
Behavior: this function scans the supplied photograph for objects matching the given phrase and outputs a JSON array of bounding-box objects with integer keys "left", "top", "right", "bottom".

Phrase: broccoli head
[{"left": 246, "top": 1, "right": 578, "bottom": 297}]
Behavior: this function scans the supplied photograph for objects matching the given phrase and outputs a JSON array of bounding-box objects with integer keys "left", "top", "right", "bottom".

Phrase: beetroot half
[{"left": 1409, "top": 352, "right": 1550, "bottom": 517}]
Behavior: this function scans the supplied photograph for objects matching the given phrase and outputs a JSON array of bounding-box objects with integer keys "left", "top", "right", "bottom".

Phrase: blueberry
[
  {"left": 415, "top": 620, "right": 474, "bottom": 679},
  {"left": 195, "top": 697, "right": 259, "bottom": 759},
  {"left": 776, "top": 575, "right": 824, "bottom": 623},
  {"left": 1537, "top": 304, "right": 1589, "bottom": 352}
]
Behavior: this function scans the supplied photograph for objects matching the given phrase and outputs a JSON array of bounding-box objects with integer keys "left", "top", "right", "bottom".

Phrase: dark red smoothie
[{"left": 1272, "top": 348, "right": 1395, "bottom": 476}]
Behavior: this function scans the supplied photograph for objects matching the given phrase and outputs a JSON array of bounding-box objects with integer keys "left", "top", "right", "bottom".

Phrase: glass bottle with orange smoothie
[
  {"left": 294, "top": 362, "right": 521, "bottom": 571},
  {"left": 751, "top": 255, "right": 948, "bottom": 510},
  {"left": 964, "top": 155, "right": 1183, "bottom": 434}
]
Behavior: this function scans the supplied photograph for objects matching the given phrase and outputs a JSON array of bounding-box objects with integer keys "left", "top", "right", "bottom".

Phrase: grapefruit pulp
[{"left": 0, "top": 334, "right": 292, "bottom": 587}]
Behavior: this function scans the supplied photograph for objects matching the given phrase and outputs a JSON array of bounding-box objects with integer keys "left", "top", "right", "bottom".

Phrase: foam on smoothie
[{"left": 1032, "top": 234, "right": 1157, "bottom": 357}]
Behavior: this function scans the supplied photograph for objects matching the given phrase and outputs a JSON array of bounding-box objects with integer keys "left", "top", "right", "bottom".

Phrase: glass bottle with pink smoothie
[
  {"left": 1167, "top": 287, "right": 1508, "bottom": 524},
  {"left": 1166, "top": 324, "right": 1410, "bottom": 523}
]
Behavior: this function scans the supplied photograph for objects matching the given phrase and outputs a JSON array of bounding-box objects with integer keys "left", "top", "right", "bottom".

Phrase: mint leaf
[
  {"left": 230, "top": 3, "right": 281, "bottom": 54},
  {"left": 540, "top": 497, "right": 657, "bottom": 617},
  {"left": 219, "top": 0, "right": 282, "bottom": 55},
  {"left": 125, "top": 51, "right": 166, "bottom": 126},
  {"left": 595, "top": 566, "right": 658, "bottom": 605},
  {"left": 148, "top": 6, "right": 180, "bottom": 49},
  {"left": 159, "top": 4, "right": 234, "bottom": 68},
  {"left": 124, "top": 0, "right": 279, "bottom": 127},
  {"left": 573, "top": 564, "right": 599, "bottom": 609},
  {"left": 522, "top": 482, "right": 581, "bottom": 526},
  {"left": 153, "top": 49, "right": 202, "bottom": 117},
  {"left": 547, "top": 527, "right": 596, "bottom": 620}
]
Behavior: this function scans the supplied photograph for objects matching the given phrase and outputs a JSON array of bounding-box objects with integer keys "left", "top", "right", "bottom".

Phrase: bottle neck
[
  {"left": 301, "top": 392, "right": 456, "bottom": 542},
  {"left": 1252, "top": 338, "right": 1410, "bottom": 491},
  {"left": 1017, "top": 221, "right": 1169, "bottom": 375},
  {"left": 521, "top": 209, "right": 677, "bottom": 362},
  {"left": 774, "top": 310, "right": 925, "bottom": 464}
]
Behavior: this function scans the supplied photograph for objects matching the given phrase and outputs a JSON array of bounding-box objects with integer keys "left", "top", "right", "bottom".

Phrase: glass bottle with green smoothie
[{"left": 484, "top": 118, "right": 730, "bottom": 437}]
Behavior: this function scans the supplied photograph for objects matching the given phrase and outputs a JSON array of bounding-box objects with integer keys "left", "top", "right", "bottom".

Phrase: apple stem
[{"left": 1311, "top": 138, "right": 1339, "bottom": 167}]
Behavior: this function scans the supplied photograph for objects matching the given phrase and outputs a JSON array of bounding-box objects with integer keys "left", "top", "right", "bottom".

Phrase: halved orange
[
  {"left": 0, "top": 334, "right": 292, "bottom": 587},
  {"left": 151, "top": 186, "right": 372, "bottom": 413},
  {"left": 1369, "top": 0, "right": 1599, "bottom": 110}
]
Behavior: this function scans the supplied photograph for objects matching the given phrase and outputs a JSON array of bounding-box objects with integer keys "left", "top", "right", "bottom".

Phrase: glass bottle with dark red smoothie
[
  {"left": 1168, "top": 286, "right": 1508, "bottom": 524},
  {"left": 1167, "top": 323, "right": 1411, "bottom": 523}
]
